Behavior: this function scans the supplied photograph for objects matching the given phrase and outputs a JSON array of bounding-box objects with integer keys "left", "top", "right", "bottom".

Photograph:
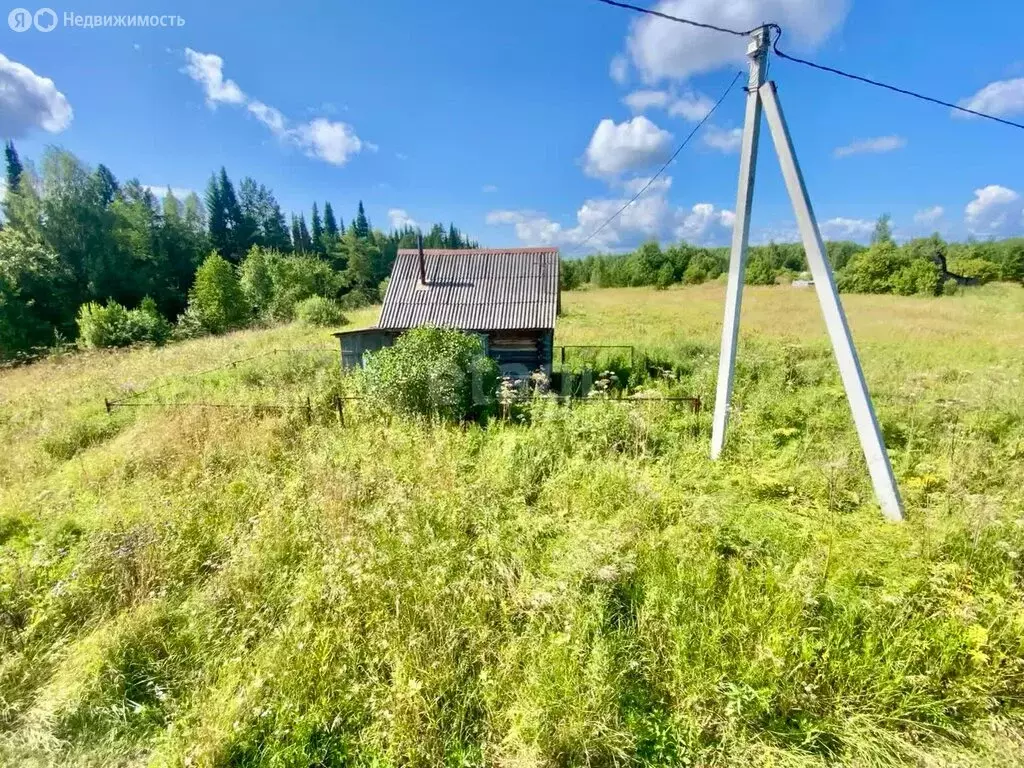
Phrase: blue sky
[{"left": 2, "top": 0, "right": 1024, "bottom": 251}]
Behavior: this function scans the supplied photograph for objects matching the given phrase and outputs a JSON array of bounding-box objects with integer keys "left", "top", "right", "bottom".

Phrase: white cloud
[
  {"left": 834, "top": 135, "right": 907, "bottom": 158},
  {"left": 610, "top": 54, "right": 629, "bottom": 85},
  {"left": 388, "top": 208, "right": 418, "bottom": 230},
  {"left": 913, "top": 206, "right": 944, "bottom": 226},
  {"left": 182, "top": 48, "right": 245, "bottom": 107},
  {"left": 487, "top": 175, "right": 733, "bottom": 251},
  {"left": 626, "top": 0, "right": 848, "bottom": 81},
  {"left": 482, "top": 184, "right": 498, "bottom": 193},
  {"left": 623, "top": 89, "right": 670, "bottom": 113},
  {"left": 180, "top": 49, "right": 370, "bottom": 167},
  {"left": 820, "top": 217, "right": 875, "bottom": 241},
  {"left": 142, "top": 185, "right": 193, "bottom": 200},
  {"left": 675, "top": 203, "right": 735, "bottom": 243},
  {"left": 583, "top": 116, "right": 673, "bottom": 178},
  {"left": 621, "top": 175, "right": 672, "bottom": 196},
  {"left": 0, "top": 53, "right": 73, "bottom": 138},
  {"left": 957, "top": 78, "right": 1024, "bottom": 118},
  {"left": 702, "top": 125, "right": 742, "bottom": 153},
  {"left": 752, "top": 223, "right": 800, "bottom": 244},
  {"left": 965, "top": 185, "right": 1023, "bottom": 238},
  {"left": 395, "top": 152, "right": 408, "bottom": 161},
  {"left": 247, "top": 101, "right": 287, "bottom": 135},
  {"left": 623, "top": 89, "right": 715, "bottom": 122},
  {"left": 291, "top": 118, "right": 365, "bottom": 166},
  {"left": 668, "top": 91, "right": 715, "bottom": 121}
]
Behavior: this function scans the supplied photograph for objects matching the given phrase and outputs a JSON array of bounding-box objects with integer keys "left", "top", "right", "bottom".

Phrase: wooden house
[{"left": 334, "top": 247, "right": 560, "bottom": 377}]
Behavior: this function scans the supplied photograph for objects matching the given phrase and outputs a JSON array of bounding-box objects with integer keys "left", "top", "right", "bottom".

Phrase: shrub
[
  {"left": 952, "top": 257, "right": 1000, "bottom": 284},
  {"left": 654, "top": 263, "right": 674, "bottom": 290},
  {"left": 294, "top": 296, "right": 347, "bottom": 327},
  {"left": 238, "top": 247, "right": 275, "bottom": 317},
  {"left": 891, "top": 258, "right": 941, "bottom": 296},
  {"left": 1001, "top": 245, "right": 1024, "bottom": 284},
  {"left": 745, "top": 255, "right": 777, "bottom": 286},
  {"left": 239, "top": 248, "right": 344, "bottom": 322},
  {"left": 185, "top": 252, "right": 248, "bottom": 335},
  {"left": 76, "top": 298, "right": 171, "bottom": 349},
  {"left": 360, "top": 326, "right": 498, "bottom": 421},
  {"left": 0, "top": 228, "right": 75, "bottom": 359},
  {"left": 837, "top": 241, "right": 908, "bottom": 294},
  {"left": 339, "top": 289, "right": 377, "bottom": 311}
]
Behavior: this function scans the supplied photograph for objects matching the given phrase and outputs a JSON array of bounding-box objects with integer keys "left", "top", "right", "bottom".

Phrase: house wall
[
  {"left": 338, "top": 327, "right": 554, "bottom": 378},
  {"left": 485, "top": 329, "right": 553, "bottom": 377},
  {"left": 336, "top": 329, "right": 400, "bottom": 369}
]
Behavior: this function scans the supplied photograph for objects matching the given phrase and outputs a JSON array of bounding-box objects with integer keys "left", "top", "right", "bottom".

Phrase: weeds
[{"left": 0, "top": 285, "right": 1023, "bottom": 766}]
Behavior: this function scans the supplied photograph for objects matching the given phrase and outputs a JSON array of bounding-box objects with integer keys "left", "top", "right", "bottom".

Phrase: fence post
[
  {"left": 104, "top": 398, "right": 111, "bottom": 414},
  {"left": 306, "top": 396, "right": 312, "bottom": 425},
  {"left": 334, "top": 395, "right": 345, "bottom": 427}
]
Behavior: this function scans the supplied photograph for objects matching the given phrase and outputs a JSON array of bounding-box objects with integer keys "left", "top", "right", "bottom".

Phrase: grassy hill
[{"left": 1, "top": 284, "right": 1023, "bottom": 767}]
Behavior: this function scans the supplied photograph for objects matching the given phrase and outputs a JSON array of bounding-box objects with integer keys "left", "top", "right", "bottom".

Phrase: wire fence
[{"left": 101, "top": 347, "right": 703, "bottom": 426}]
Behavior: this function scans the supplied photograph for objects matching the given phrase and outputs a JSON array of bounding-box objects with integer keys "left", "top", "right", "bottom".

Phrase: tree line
[
  {"left": 0, "top": 142, "right": 477, "bottom": 360},
  {"left": 561, "top": 215, "right": 1024, "bottom": 294}
]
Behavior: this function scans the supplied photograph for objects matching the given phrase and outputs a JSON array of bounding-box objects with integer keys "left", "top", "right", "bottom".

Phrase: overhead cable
[{"left": 572, "top": 70, "right": 744, "bottom": 253}]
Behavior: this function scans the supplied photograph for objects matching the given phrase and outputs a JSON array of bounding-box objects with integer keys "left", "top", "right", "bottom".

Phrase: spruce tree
[
  {"left": 204, "top": 174, "right": 227, "bottom": 256},
  {"left": 353, "top": 201, "right": 370, "bottom": 239},
  {"left": 264, "top": 203, "right": 291, "bottom": 252},
  {"left": 218, "top": 168, "right": 244, "bottom": 259},
  {"left": 323, "top": 202, "right": 338, "bottom": 238},
  {"left": 290, "top": 215, "right": 302, "bottom": 252},
  {"left": 311, "top": 203, "right": 325, "bottom": 255},
  {"left": 298, "top": 214, "right": 313, "bottom": 253},
  {"left": 94, "top": 164, "right": 119, "bottom": 207},
  {"left": 5, "top": 141, "right": 24, "bottom": 193}
]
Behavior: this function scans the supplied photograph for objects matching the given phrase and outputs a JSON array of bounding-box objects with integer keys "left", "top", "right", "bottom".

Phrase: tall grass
[{"left": 1, "top": 285, "right": 1023, "bottom": 766}]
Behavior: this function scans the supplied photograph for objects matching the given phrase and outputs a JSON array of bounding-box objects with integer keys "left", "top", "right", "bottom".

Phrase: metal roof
[{"left": 378, "top": 248, "right": 560, "bottom": 331}]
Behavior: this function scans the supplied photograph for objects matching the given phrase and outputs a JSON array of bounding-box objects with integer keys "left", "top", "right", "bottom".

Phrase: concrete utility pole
[{"left": 710, "top": 26, "right": 905, "bottom": 522}]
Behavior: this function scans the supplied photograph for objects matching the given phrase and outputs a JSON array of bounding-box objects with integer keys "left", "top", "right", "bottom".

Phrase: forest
[
  {"left": 3, "top": 141, "right": 1023, "bottom": 363},
  {"left": 0, "top": 142, "right": 476, "bottom": 361},
  {"left": 561, "top": 215, "right": 1024, "bottom": 294}
]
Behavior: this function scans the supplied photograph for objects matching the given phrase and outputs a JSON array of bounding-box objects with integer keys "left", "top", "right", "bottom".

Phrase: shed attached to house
[{"left": 335, "top": 247, "right": 560, "bottom": 377}]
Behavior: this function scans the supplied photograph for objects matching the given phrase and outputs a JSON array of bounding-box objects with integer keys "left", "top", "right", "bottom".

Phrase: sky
[{"left": 2, "top": 0, "right": 1024, "bottom": 252}]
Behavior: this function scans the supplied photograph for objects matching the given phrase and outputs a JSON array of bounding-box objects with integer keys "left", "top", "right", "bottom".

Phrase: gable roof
[{"left": 378, "top": 248, "right": 560, "bottom": 331}]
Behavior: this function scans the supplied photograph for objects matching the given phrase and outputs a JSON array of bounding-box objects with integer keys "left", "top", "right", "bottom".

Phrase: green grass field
[{"left": 1, "top": 284, "right": 1023, "bottom": 767}]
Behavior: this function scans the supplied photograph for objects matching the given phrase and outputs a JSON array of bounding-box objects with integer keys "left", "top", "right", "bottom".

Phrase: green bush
[
  {"left": 1001, "top": 245, "right": 1024, "bottom": 283},
  {"left": 837, "top": 241, "right": 908, "bottom": 294},
  {"left": 745, "top": 255, "right": 777, "bottom": 286},
  {"left": 891, "top": 258, "right": 941, "bottom": 296},
  {"left": 0, "top": 228, "right": 75, "bottom": 359},
  {"left": 952, "top": 257, "right": 1001, "bottom": 284},
  {"left": 76, "top": 298, "right": 171, "bottom": 349},
  {"left": 185, "top": 252, "right": 249, "bottom": 335},
  {"left": 294, "top": 296, "right": 347, "bottom": 327},
  {"left": 339, "top": 288, "right": 377, "bottom": 311},
  {"left": 239, "top": 248, "right": 344, "bottom": 321},
  {"left": 360, "top": 326, "right": 498, "bottom": 421}
]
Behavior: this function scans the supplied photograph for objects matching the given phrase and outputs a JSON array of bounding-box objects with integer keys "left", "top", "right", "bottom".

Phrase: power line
[
  {"left": 768, "top": 28, "right": 1024, "bottom": 132},
  {"left": 593, "top": 0, "right": 752, "bottom": 38},
  {"left": 572, "top": 70, "right": 744, "bottom": 253},
  {"left": 591, "top": 5, "right": 1024, "bottom": 132}
]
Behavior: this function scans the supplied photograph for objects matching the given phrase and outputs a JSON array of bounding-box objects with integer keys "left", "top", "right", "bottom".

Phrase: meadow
[{"left": 1, "top": 283, "right": 1023, "bottom": 767}]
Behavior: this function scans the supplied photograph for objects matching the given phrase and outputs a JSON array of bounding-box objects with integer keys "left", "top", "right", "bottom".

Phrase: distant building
[{"left": 334, "top": 247, "right": 560, "bottom": 377}]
